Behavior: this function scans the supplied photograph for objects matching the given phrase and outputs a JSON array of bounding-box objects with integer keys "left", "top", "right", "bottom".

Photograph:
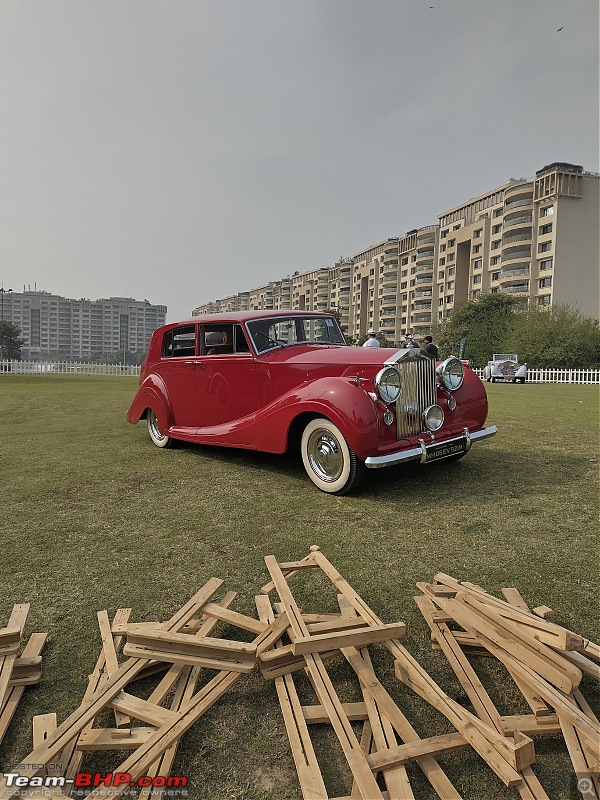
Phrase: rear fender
[
  {"left": 126, "top": 374, "right": 173, "bottom": 434},
  {"left": 253, "top": 377, "right": 380, "bottom": 459}
]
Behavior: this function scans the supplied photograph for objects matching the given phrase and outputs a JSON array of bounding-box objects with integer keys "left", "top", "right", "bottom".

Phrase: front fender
[
  {"left": 253, "top": 377, "right": 380, "bottom": 459},
  {"left": 126, "top": 374, "right": 173, "bottom": 434},
  {"left": 515, "top": 365, "right": 528, "bottom": 378}
]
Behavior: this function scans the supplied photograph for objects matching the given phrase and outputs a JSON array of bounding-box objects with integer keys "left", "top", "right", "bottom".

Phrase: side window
[
  {"left": 202, "top": 325, "right": 234, "bottom": 355},
  {"left": 162, "top": 325, "right": 196, "bottom": 358}
]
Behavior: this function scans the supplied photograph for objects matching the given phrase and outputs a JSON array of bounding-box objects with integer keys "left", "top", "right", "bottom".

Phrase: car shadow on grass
[{"left": 161, "top": 438, "right": 590, "bottom": 502}]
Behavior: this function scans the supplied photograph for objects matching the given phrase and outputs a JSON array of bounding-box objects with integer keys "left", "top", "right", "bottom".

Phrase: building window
[
  {"left": 494, "top": 208, "right": 503, "bottom": 217},
  {"left": 539, "top": 277, "right": 552, "bottom": 289},
  {"left": 439, "top": 298, "right": 444, "bottom": 306},
  {"left": 472, "top": 290, "right": 481, "bottom": 298},
  {"left": 401, "top": 257, "right": 409, "bottom": 265},
  {"left": 453, "top": 224, "right": 461, "bottom": 230},
  {"left": 538, "top": 241, "right": 552, "bottom": 253},
  {"left": 402, "top": 270, "right": 408, "bottom": 277},
  {"left": 446, "top": 295, "right": 454, "bottom": 304},
  {"left": 473, "top": 244, "right": 482, "bottom": 254},
  {"left": 438, "top": 270, "right": 445, "bottom": 280},
  {"left": 441, "top": 229, "right": 448, "bottom": 238},
  {"left": 539, "top": 223, "right": 553, "bottom": 235},
  {"left": 491, "top": 287, "right": 498, "bottom": 294},
  {"left": 492, "top": 224, "right": 502, "bottom": 234},
  {"left": 473, "top": 258, "right": 482, "bottom": 269},
  {"left": 447, "top": 281, "right": 454, "bottom": 289},
  {"left": 539, "top": 258, "right": 553, "bottom": 271},
  {"left": 474, "top": 229, "right": 482, "bottom": 238},
  {"left": 473, "top": 274, "right": 481, "bottom": 285},
  {"left": 448, "top": 267, "right": 455, "bottom": 276},
  {"left": 439, "top": 257, "right": 446, "bottom": 266},
  {"left": 491, "top": 240, "right": 501, "bottom": 250},
  {"left": 447, "top": 252, "right": 455, "bottom": 262},
  {"left": 400, "top": 282, "right": 407, "bottom": 289},
  {"left": 449, "top": 239, "right": 455, "bottom": 247},
  {"left": 440, "top": 243, "right": 446, "bottom": 252},
  {"left": 541, "top": 206, "right": 554, "bottom": 217},
  {"left": 538, "top": 294, "right": 551, "bottom": 305},
  {"left": 492, "top": 272, "right": 500, "bottom": 281},
  {"left": 491, "top": 256, "right": 501, "bottom": 265}
]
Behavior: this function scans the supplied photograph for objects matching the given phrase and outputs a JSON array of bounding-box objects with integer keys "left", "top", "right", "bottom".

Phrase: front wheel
[
  {"left": 147, "top": 410, "right": 174, "bottom": 449},
  {"left": 301, "top": 419, "right": 365, "bottom": 495}
]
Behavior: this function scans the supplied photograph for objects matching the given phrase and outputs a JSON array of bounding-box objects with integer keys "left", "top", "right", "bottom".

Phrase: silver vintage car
[{"left": 483, "top": 354, "right": 527, "bottom": 384}]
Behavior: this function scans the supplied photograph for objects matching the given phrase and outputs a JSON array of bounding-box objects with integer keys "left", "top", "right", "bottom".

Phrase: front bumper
[{"left": 364, "top": 425, "right": 497, "bottom": 469}]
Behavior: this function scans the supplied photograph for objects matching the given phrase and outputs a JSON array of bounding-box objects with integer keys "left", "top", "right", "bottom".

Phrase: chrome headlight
[
  {"left": 436, "top": 357, "right": 464, "bottom": 391},
  {"left": 375, "top": 366, "right": 401, "bottom": 404},
  {"left": 423, "top": 404, "right": 444, "bottom": 431}
]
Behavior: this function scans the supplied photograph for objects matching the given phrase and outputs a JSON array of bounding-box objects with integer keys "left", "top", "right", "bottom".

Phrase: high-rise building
[
  {"left": 1, "top": 290, "right": 167, "bottom": 360},
  {"left": 191, "top": 162, "right": 599, "bottom": 341}
]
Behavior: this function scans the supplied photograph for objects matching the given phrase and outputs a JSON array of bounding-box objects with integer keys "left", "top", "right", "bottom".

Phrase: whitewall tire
[
  {"left": 147, "top": 410, "right": 174, "bottom": 449},
  {"left": 301, "top": 418, "right": 365, "bottom": 495}
]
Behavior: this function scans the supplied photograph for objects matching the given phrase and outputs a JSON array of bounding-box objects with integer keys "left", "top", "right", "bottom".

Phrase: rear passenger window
[
  {"left": 162, "top": 326, "right": 196, "bottom": 357},
  {"left": 234, "top": 325, "right": 250, "bottom": 353}
]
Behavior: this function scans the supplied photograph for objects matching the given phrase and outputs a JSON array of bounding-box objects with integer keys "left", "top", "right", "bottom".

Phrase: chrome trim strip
[{"left": 364, "top": 424, "right": 497, "bottom": 469}]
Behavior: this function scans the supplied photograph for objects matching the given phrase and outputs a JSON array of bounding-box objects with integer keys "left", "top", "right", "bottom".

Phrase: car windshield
[{"left": 247, "top": 316, "right": 346, "bottom": 353}]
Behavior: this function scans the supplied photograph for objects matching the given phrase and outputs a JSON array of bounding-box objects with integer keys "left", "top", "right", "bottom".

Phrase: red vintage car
[{"left": 127, "top": 310, "right": 496, "bottom": 494}]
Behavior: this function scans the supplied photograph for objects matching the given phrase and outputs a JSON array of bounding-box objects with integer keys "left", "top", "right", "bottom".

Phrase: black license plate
[{"left": 425, "top": 438, "right": 466, "bottom": 462}]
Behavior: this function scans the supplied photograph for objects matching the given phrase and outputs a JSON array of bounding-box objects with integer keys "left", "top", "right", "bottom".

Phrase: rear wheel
[
  {"left": 301, "top": 419, "right": 365, "bottom": 495},
  {"left": 147, "top": 410, "right": 174, "bottom": 449}
]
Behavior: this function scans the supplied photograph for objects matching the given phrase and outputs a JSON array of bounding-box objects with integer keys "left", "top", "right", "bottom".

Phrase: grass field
[{"left": 0, "top": 375, "right": 598, "bottom": 799}]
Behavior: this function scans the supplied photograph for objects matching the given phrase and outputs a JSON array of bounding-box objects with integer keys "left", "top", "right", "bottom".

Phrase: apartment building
[
  {"left": 191, "top": 161, "right": 599, "bottom": 341},
  {"left": 1, "top": 290, "right": 166, "bottom": 359}
]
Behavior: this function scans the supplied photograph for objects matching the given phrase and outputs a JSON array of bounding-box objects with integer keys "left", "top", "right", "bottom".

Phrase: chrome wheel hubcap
[
  {"left": 149, "top": 412, "right": 165, "bottom": 440},
  {"left": 307, "top": 430, "right": 343, "bottom": 482}
]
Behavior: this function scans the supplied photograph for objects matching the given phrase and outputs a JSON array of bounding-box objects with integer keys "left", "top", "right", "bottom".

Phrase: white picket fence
[
  {"left": 472, "top": 367, "right": 600, "bottom": 385},
  {"left": 0, "top": 360, "right": 141, "bottom": 377},
  {"left": 1, "top": 360, "right": 599, "bottom": 384}
]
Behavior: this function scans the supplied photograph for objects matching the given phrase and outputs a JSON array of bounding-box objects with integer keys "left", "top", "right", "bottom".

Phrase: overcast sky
[{"left": 1, "top": 1, "right": 598, "bottom": 322}]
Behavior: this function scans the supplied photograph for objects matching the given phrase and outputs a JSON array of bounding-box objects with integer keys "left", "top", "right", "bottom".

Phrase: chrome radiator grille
[{"left": 395, "top": 354, "right": 437, "bottom": 437}]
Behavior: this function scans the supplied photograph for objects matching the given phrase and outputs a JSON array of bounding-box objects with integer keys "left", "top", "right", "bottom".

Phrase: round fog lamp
[
  {"left": 375, "top": 366, "right": 401, "bottom": 404},
  {"left": 423, "top": 404, "right": 444, "bottom": 432},
  {"left": 437, "top": 357, "right": 464, "bottom": 391}
]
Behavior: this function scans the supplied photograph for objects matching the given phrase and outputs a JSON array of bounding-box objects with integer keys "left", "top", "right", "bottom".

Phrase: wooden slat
[
  {"left": 0, "top": 579, "right": 224, "bottom": 795},
  {"left": 76, "top": 727, "right": 155, "bottom": 751},
  {"left": 200, "top": 603, "right": 267, "bottom": 635},
  {"left": 265, "top": 554, "right": 384, "bottom": 799},
  {"left": 310, "top": 548, "right": 528, "bottom": 787},
  {"left": 255, "top": 595, "right": 328, "bottom": 800},
  {"left": 32, "top": 713, "right": 57, "bottom": 749},
  {"left": 291, "top": 622, "right": 405, "bottom": 656}
]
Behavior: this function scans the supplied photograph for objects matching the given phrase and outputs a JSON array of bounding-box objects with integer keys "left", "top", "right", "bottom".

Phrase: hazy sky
[{"left": 1, "top": 1, "right": 598, "bottom": 322}]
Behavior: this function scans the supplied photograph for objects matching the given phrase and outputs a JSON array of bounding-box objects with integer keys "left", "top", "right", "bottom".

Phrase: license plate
[{"left": 425, "top": 438, "right": 466, "bottom": 462}]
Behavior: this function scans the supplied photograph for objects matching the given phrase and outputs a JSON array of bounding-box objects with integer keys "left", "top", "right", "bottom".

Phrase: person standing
[
  {"left": 363, "top": 328, "right": 380, "bottom": 348},
  {"left": 423, "top": 335, "right": 439, "bottom": 359}
]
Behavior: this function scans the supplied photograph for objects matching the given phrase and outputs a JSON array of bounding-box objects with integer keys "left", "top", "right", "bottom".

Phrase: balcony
[
  {"left": 413, "top": 314, "right": 431, "bottom": 323},
  {"left": 500, "top": 266, "right": 531, "bottom": 279},
  {"left": 414, "top": 289, "right": 432, "bottom": 297},
  {"left": 501, "top": 246, "right": 531, "bottom": 263},
  {"left": 415, "top": 276, "right": 433, "bottom": 286},
  {"left": 502, "top": 229, "right": 532, "bottom": 246},
  {"left": 499, "top": 283, "right": 529, "bottom": 294},
  {"left": 414, "top": 302, "right": 432, "bottom": 311},
  {"left": 504, "top": 196, "right": 533, "bottom": 213},
  {"left": 415, "top": 261, "right": 434, "bottom": 273},
  {"left": 416, "top": 247, "right": 435, "bottom": 257},
  {"left": 504, "top": 214, "right": 532, "bottom": 229}
]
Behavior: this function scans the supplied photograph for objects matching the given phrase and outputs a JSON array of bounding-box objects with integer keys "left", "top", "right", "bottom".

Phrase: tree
[
  {"left": 0, "top": 321, "right": 26, "bottom": 360},
  {"left": 438, "top": 294, "right": 518, "bottom": 367},
  {"left": 504, "top": 304, "right": 600, "bottom": 369}
]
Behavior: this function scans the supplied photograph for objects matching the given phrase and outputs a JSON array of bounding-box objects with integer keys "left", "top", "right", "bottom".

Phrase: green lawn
[{"left": 0, "top": 376, "right": 598, "bottom": 799}]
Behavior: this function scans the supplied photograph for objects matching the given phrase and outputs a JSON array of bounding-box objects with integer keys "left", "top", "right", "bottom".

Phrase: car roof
[{"left": 163, "top": 310, "right": 337, "bottom": 327}]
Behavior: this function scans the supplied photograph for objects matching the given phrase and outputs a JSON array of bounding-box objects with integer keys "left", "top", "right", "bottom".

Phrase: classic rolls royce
[
  {"left": 127, "top": 311, "right": 497, "bottom": 494},
  {"left": 483, "top": 354, "right": 528, "bottom": 384}
]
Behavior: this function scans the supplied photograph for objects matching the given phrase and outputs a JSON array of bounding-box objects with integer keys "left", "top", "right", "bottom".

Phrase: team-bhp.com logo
[{"left": 3, "top": 772, "right": 187, "bottom": 792}]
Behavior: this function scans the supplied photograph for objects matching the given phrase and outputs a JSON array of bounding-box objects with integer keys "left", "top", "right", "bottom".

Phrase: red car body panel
[{"left": 127, "top": 311, "right": 494, "bottom": 465}]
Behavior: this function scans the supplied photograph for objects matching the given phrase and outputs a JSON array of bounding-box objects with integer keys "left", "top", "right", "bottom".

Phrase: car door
[
  {"left": 154, "top": 324, "right": 200, "bottom": 428},
  {"left": 195, "top": 324, "right": 262, "bottom": 435}
]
